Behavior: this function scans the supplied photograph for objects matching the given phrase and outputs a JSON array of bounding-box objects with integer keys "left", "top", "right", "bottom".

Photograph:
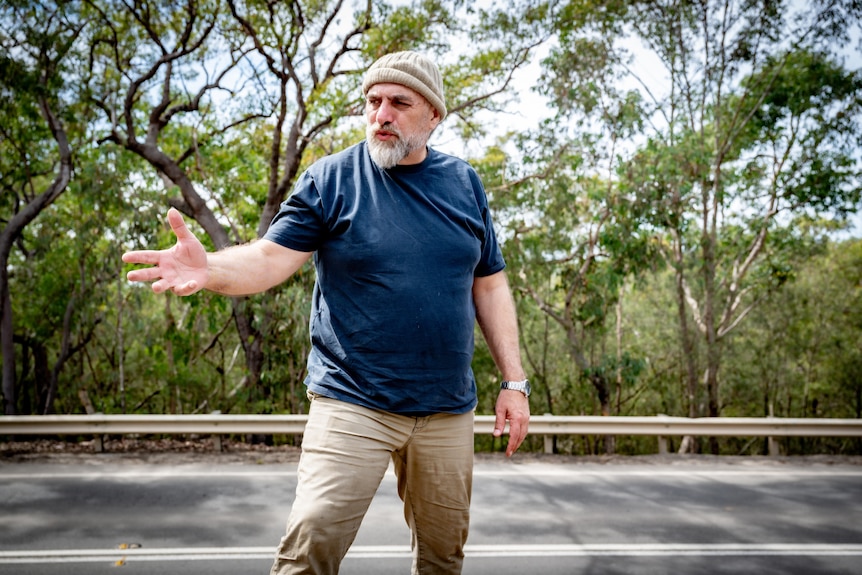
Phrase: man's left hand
[{"left": 493, "top": 390, "right": 530, "bottom": 457}]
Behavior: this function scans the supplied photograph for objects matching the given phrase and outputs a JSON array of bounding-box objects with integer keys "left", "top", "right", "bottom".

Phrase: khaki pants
[{"left": 271, "top": 396, "right": 475, "bottom": 575}]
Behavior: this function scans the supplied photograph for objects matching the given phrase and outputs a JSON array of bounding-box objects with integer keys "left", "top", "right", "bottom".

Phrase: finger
[
  {"left": 171, "top": 280, "right": 199, "bottom": 296},
  {"left": 505, "top": 420, "right": 520, "bottom": 456},
  {"left": 506, "top": 436, "right": 517, "bottom": 457},
  {"left": 126, "top": 267, "right": 164, "bottom": 283},
  {"left": 151, "top": 278, "right": 174, "bottom": 294},
  {"left": 505, "top": 418, "right": 527, "bottom": 457},
  {"left": 151, "top": 277, "right": 200, "bottom": 295},
  {"left": 167, "top": 208, "right": 195, "bottom": 241},
  {"left": 122, "top": 250, "right": 163, "bottom": 265}
]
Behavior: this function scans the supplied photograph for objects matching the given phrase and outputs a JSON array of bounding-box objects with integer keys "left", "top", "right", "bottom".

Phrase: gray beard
[{"left": 366, "top": 124, "right": 428, "bottom": 169}]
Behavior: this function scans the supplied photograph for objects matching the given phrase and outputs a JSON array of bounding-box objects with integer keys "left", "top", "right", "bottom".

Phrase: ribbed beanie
[{"left": 362, "top": 51, "right": 447, "bottom": 120}]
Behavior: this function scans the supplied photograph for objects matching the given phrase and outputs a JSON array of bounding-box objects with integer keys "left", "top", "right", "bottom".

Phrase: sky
[{"left": 429, "top": 7, "right": 862, "bottom": 238}]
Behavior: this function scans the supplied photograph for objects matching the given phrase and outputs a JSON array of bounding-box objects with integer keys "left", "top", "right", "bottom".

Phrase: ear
[{"left": 427, "top": 106, "right": 442, "bottom": 131}]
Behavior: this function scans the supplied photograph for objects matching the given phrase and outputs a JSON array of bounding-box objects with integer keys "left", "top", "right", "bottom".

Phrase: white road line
[
  {"left": 2, "top": 468, "right": 861, "bottom": 480},
  {"left": 0, "top": 471, "right": 300, "bottom": 480},
  {"left": 2, "top": 544, "right": 862, "bottom": 563},
  {"left": 465, "top": 543, "right": 862, "bottom": 557},
  {"left": 476, "top": 469, "right": 862, "bottom": 478}
]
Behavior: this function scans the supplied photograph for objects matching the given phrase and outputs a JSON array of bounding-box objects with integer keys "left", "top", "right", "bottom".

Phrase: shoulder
[
  {"left": 427, "top": 147, "right": 478, "bottom": 174},
  {"left": 430, "top": 148, "right": 484, "bottom": 185},
  {"left": 306, "top": 142, "right": 369, "bottom": 177},
  {"left": 425, "top": 147, "right": 488, "bottom": 204},
  {"left": 293, "top": 142, "right": 373, "bottom": 204}
]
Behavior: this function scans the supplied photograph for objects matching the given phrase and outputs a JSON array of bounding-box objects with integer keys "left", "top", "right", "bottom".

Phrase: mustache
[{"left": 371, "top": 122, "right": 400, "bottom": 137}]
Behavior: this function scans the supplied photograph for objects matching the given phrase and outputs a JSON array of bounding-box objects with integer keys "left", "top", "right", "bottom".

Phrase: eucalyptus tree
[
  {"left": 84, "top": 0, "right": 549, "bottom": 411},
  {"left": 745, "top": 239, "right": 862, "bottom": 421},
  {"left": 82, "top": 0, "right": 267, "bottom": 405},
  {"left": 478, "top": 3, "right": 655, "bottom": 447},
  {"left": 620, "top": 1, "right": 861, "bottom": 444},
  {"left": 483, "top": 136, "right": 650, "bottom": 416},
  {"left": 0, "top": 1, "right": 89, "bottom": 414},
  {"left": 221, "top": 0, "right": 548, "bottom": 410},
  {"left": 521, "top": 0, "right": 862, "bottom": 454}
]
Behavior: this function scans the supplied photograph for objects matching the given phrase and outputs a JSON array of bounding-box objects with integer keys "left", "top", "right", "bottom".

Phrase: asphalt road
[{"left": 1, "top": 454, "right": 861, "bottom": 574}]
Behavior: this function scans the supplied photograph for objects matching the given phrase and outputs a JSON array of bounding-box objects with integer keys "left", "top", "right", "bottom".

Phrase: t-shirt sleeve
[
  {"left": 263, "top": 171, "right": 327, "bottom": 252},
  {"left": 472, "top": 173, "right": 506, "bottom": 278}
]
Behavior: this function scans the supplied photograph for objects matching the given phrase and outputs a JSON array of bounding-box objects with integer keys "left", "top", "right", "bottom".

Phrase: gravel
[{"left": 2, "top": 438, "right": 860, "bottom": 467}]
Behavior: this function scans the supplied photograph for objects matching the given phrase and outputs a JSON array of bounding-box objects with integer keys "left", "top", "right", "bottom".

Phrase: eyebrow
[{"left": 366, "top": 91, "right": 417, "bottom": 103}]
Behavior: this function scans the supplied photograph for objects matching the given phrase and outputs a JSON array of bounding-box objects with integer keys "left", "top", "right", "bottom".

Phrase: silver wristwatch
[{"left": 500, "top": 378, "right": 531, "bottom": 398}]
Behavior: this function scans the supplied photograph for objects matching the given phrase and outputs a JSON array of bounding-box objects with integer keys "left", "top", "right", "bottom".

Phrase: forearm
[
  {"left": 205, "top": 240, "right": 312, "bottom": 296},
  {"left": 475, "top": 270, "right": 530, "bottom": 456},
  {"left": 473, "top": 271, "right": 526, "bottom": 381}
]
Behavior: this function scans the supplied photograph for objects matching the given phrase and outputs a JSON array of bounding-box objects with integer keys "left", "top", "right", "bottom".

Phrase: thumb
[
  {"left": 493, "top": 408, "right": 507, "bottom": 437},
  {"left": 167, "top": 208, "right": 194, "bottom": 241}
]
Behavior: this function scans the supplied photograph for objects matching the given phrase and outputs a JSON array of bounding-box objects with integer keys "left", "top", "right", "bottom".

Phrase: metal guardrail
[
  {"left": 2, "top": 414, "right": 862, "bottom": 436},
  {"left": 2, "top": 414, "right": 861, "bottom": 454},
  {"left": 1, "top": 414, "right": 308, "bottom": 436},
  {"left": 521, "top": 415, "right": 862, "bottom": 437}
]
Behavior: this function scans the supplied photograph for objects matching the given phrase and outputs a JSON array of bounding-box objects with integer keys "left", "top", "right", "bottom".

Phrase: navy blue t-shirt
[{"left": 263, "top": 141, "right": 505, "bottom": 416}]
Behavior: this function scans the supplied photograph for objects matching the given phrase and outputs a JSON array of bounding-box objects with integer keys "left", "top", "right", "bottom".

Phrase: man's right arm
[
  {"left": 205, "top": 239, "right": 312, "bottom": 296},
  {"left": 122, "top": 208, "right": 312, "bottom": 296}
]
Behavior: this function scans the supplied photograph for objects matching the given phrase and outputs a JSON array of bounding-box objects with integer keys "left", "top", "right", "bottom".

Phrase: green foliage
[
  {"left": 471, "top": 0, "right": 862, "bottom": 455},
  {"left": 1, "top": 1, "right": 860, "bottom": 457},
  {"left": 361, "top": 0, "right": 455, "bottom": 58}
]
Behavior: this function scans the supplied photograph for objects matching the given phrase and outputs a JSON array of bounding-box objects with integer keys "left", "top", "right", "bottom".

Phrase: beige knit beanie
[{"left": 362, "top": 51, "right": 447, "bottom": 120}]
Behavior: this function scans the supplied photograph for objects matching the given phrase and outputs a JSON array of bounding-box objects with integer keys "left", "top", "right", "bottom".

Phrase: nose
[{"left": 374, "top": 99, "right": 396, "bottom": 125}]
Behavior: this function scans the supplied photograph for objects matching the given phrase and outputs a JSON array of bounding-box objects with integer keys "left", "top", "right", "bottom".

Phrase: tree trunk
[
  {"left": 1, "top": 283, "right": 15, "bottom": 415},
  {"left": 674, "top": 269, "right": 699, "bottom": 418},
  {"left": 615, "top": 284, "right": 623, "bottom": 414},
  {"left": 230, "top": 297, "right": 265, "bottom": 392},
  {"left": 699, "top": 166, "right": 721, "bottom": 454},
  {"left": 30, "top": 341, "right": 50, "bottom": 415},
  {"left": 0, "top": 94, "right": 73, "bottom": 415},
  {"left": 705, "top": 346, "right": 722, "bottom": 454},
  {"left": 592, "top": 372, "right": 615, "bottom": 455},
  {"left": 126, "top": 141, "right": 268, "bottom": 392},
  {"left": 671, "top": 235, "right": 700, "bottom": 454},
  {"left": 117, "top": 271, "right": 126, "bottom": 414},
  {"left": 562, "top": 322, "right": 614, "bottom": 454}
]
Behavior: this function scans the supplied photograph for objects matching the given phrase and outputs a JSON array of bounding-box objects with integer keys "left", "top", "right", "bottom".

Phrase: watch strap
[{"left": 500, "top": 378, "right": 531, "bottom": 397}]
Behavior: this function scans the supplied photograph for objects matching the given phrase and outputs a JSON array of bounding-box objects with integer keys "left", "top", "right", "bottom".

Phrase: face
[{"left": 365, "top": 83, "right": 440, "bottom": 169}]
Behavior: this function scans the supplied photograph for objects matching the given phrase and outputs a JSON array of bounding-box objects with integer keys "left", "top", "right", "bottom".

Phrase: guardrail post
[
  {"left": 541, "top": 413, "right": 554, "bottom": 453},
  {"left": 767, "top": 406, "right": 779, "bottom": 456},
  {"left": 80, "top": 392, "right": 105, "bottom": 453},
  {"left": 768, "top": 436, "right": 779, "bottom": 456},
  {"left": 92, "top": 412, "right": 104, "bottom": 453},
  {"left": 656, "top": 414, "right": 669, "bottom": 454},
  {"left": 211, "top": 411, "right": 223, "bottom": 452}
]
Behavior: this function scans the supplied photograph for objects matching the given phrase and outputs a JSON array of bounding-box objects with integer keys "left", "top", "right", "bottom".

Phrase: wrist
[{"left": 500, "top": 378, "right": 531, "bottom": 398}]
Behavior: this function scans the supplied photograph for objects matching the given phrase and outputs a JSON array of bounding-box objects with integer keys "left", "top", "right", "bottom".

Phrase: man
[{"left": 123, "top": 51, "right": 530, "bottom": 575}]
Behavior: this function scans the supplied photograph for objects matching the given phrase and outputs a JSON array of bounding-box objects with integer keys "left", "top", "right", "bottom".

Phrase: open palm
[{"left": 122, "top": 208, "right": 208, "bottom": 296}]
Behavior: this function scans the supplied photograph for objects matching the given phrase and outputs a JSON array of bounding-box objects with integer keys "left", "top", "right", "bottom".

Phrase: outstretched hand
[
  {"left": 122, "top": 208, "right": 208, "bottom": 296},
  {"left": 493, "top": 390, "right": 530, "bottom": 457}
]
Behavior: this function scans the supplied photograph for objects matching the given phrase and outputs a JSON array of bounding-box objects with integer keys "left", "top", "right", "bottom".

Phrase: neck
[{"left": 398, "top": 145, "right": 429, "bottom": 166}]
